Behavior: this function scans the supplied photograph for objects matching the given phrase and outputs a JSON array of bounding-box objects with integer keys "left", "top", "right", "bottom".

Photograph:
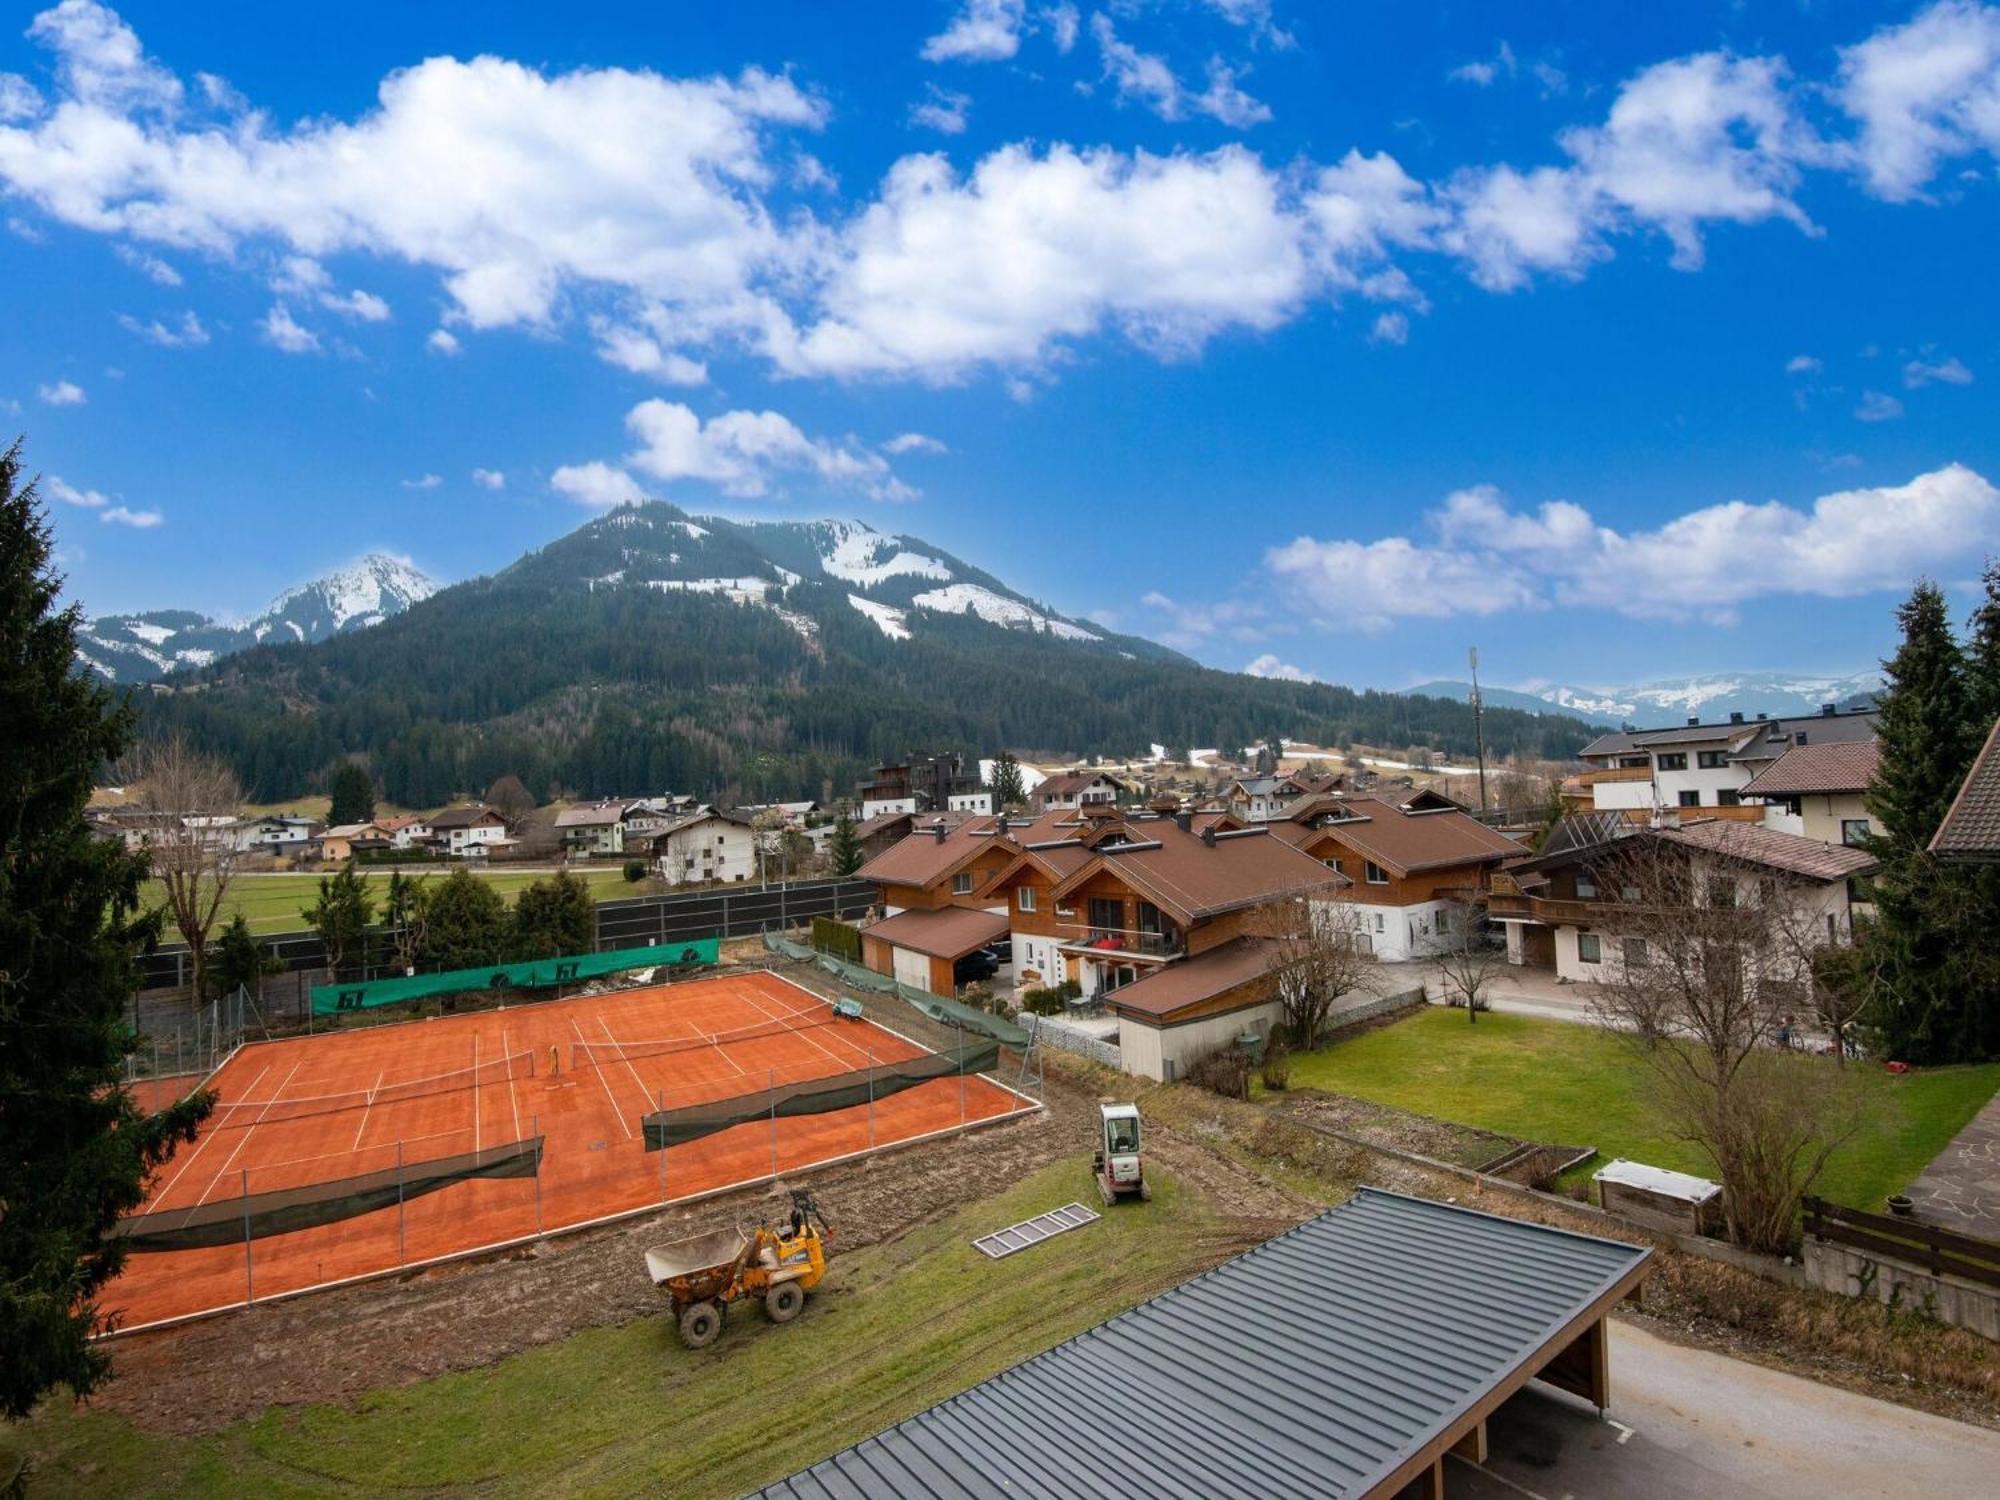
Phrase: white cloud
[
  {"left": 1837, "top": 0, "right": 2000, "bottom": 201},
  {"left": 1451, "top": 41, "right": 1516, "bottom": 88},
  {"left": 1262, "top": 464, "right": 2000, "bottom": 629},
  {"left": 47, "top": 474, "right": 107, "bottom": 507},
  {"left": 1243, "top": 652, "right": 1314, "bottom": 682},
  {"left": 113, "top": 241, "right": 178, "bottom": 283},
  {"left": 910, "top": 85, "right": 970, "bottom": 135},
  {"left": 591, "top": 321, "right": 709, "bottom": 384},
  {"left": 258, "top": 303, "right": 319, "bottom": 353},
  {"left": 1136, "top": 589, "right": 1266, "bottom": 650},
  {"left": 1855, "top": 389, "right": 1905, "bottom": 421},
  {"left": 620, "top": 398, "right": 914, "bottom": 500},
  {"left": 922, "top": 0, "right": 1027, "bottom": 63},
  {"left": 1785, "top": 353, "right": 1821, "bottom": 374},
  {"left": 882, "top": 431, "right": 949, "bottom": 454},
  {"left": 401, "top": 473, "right": 442, "bottom": 490},
  {"left": 551, "top": 460, "right": 646, "bottom": 508},
  {"left": 471, "top": 467, "right": 506, "bottom": 489},
  {"left": 38, "top": 378, "right": 85, "bottom": 405},
  {"left": 27, "top": 0, "right": 180, "bottom": 111},
  {"left": 1045, "top": 3, "right": 1079, "bottom": 54},
  {"left": 1904, "top": 353, "right": 1973, "bottom": 387},
  {"left": 116, "top": 308, "right": 207, "bottom": 346},
  {"left": 1370, "top": 310, "right": 1409, "bottom": 344},
  {"left": 0, "top": 73, "right": 42, "bottom": 121},
  {"left": 425, "top": 328, "right": 462, "bottom": 356},
  {"left": 1193, "top": 58, "right": 1272, "bottom": 128},
  {"left": 101, "top": 503, "right": 160, "bottom": 527},
  {"left": 1092, "top": 14, "right": 1184, "bottom": 119},
  {"left": 271, "top": 255, "right": 389, "bottom": 321}
]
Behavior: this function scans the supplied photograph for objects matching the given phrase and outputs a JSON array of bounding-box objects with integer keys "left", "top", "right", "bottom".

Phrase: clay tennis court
[{"left": 109, "top": 970, "right": 1033, "bottom": 1331}]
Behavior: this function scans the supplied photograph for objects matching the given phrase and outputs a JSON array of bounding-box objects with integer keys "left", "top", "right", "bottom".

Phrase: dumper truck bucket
[{"left": 644, "top": 1228, "right": 749, "bottom": 1286}]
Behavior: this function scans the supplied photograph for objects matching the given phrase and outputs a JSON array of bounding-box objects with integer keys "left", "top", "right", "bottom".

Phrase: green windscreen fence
[
  {"left": 641, "top": 1042, "right": 1001, "bottom": 1151},
  {"left": 806, "top": 951, "right": 1030, "bottom": 1046},
  {"left": 109, "top": 1137, "right": 544, "bottom": 1252},
  {"left": 311, "top": 938, "right": 720, "bottom": 1015}
]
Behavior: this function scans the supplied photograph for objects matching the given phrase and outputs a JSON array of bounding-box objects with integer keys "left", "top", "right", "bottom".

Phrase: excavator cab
[{"left": 1094, "top": 1102, "right": 1149, "bottom": 1205}]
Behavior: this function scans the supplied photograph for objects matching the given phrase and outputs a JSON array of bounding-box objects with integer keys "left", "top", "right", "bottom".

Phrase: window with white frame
[
  {"left": 1578, "top": 932, "right": 1603, "bottom": 964},
  {"left": 952, "top": 872, "right": 973, "bottom": 895},
  {"left": 1018, "top": 886, "right": 1037, "bottom": 912},
  {"left": 1364, "top": 860, "right": 1388, "bottom": 885}
]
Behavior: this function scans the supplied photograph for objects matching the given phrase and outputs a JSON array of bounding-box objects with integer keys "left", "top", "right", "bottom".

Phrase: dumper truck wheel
[
  {"left": 765, "top": 1282, "right": 806, "bottom": 1323},
  {"left": 679, "top": 1300, "right": 723, "bottom": 1349}
]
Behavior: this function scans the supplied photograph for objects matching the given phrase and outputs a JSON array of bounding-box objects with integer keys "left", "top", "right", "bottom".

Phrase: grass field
[
  {"left": 17, "top": 1158, "right": 1233, "bottom": 1498},
  {"left": 142, "top": 868, "right": 638, "bottom": 936},
  {"left": 1281, "top": 1007, "right": 2000, "bottom": 1210}
]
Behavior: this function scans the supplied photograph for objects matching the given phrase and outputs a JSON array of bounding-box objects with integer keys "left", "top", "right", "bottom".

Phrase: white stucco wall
[{"left": 1118, "top": 999, "right": 1283, "bottom": 1084}]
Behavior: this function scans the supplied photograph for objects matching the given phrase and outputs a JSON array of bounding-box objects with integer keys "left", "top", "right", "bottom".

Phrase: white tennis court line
[
  {"left": 733, "top": 981, "right": 852, "bottom": 1072},
  {"left": 147, "top": 1060, "right": 272, "bottom": 1207},
  {"left": 195, "top": 1059, "right": 305, "bottom": 1206},
  {"left": 569, "top": 1015, "right": 633, "bottom": 1140},
  {"left": 350, "top": 1069, "right": 386, "bottom": 1152},
  {"left": 596, "top": 1015, "right": 663, "bottom": 1119}
]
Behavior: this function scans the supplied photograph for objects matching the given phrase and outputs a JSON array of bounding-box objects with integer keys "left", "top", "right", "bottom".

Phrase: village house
[
  {"left": 850, "top": 807, "right": 980, "bottom": 865},
  {"left": 316, "top": 821, "right": 391, "bottom": 862},
  {"left": 555, "top": 801, "right": 629, "bottom": 858},
  {"left": 1931, "top": 715, "right": 2000, "bottom": 864},
  {"left": 1487, "top": 812, "right": 1876, "bottom": 982},
  {"left": 649, "top": 807, "right": 758, "bottom": 887},
  {"left": 373, "top": 813, "right": 430, "bottom": 849},
  {"left": 857, "top": 751, "right": 988, "bottom": 818},
  {"left": 853, "top": 815, "right": 1022, "bottom": 992},
  {"left": 1267, "top": 795, "right": 1522, "bottom": 960},
  {"left": 1027, "top": 768, "right": 1128, "bottom": 814},
  {"left": 426, "top": 805, "right": 510, "bottom": 858},
  {"left": 1741, "top": 739, "right": 1880, "bottom": 847},
  {"left": 1573, "top": 706, "right": 1878, "bottom": 823}
]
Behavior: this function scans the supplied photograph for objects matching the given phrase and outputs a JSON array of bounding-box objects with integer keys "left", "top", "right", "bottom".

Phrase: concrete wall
[
  {"left": 1802, "top": 1239, "right": 2000, "bottom": 1341},
  {"left": 1031, "top": 1015, "right": 1121, "bottom": 1068},
  {"left": 1119, "top": 999, "right": 1283, "bottom": 1084}
]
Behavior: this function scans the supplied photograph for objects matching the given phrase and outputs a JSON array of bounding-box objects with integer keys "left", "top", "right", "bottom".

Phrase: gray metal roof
[{"left": 751, "top": 1189, "right": 1649, "bottom": 1500}]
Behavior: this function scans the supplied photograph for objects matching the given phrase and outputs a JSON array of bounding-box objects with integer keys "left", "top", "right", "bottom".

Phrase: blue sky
[{"left": 5, "top": 0, "right": 1999, "bottom": 692}]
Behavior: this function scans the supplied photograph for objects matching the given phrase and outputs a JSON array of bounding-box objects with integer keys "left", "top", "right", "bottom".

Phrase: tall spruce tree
[
  {"left": 1863, "top": 581, "right": 1990, "bottom": 1062},
  {"left": 1968, "top": 558, "right": 2000, "bottom": 725},
  {"left": 988, "top": 750, "right": 1026, "bottom": 811},
  {"left": 0, "top": 441, "right": 210, "bottom": 1416},
  {"left": 328, "top": 761, "right": 376, "bottom": 826},
  {"left": 828, "top": 810, "right": 863, "bottom": 877}
]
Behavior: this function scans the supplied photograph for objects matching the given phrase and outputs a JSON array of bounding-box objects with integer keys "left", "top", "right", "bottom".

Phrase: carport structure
[
  {"left": 859, "top": 906, "right": 1009, "bottom": 995},
  {"left": 755, "top": 1188, "right": 1651, "bottom": 1499}
]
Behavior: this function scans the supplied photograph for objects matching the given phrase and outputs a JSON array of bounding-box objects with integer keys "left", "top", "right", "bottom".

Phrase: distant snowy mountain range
[
  {"left": 1401, "top": 670, "right": 1884, "bottom": 728},
  {"left": 74, "top": 554, "right": 439, "bottom": 685}
]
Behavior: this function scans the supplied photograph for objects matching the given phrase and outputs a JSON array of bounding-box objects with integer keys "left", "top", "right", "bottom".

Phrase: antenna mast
[{"left": 1468, "top": 646, "right": 1489, "bottom": 812}]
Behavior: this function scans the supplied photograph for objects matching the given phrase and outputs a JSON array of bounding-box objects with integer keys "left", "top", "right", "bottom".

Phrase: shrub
[
  {"left": 1186, "top": 1042, "right": 1251, "bottom": 1101},
  {"left": 811, "top": 915, "right": 862, "bottom": 963},
  {"left": 1021, "top": 978, "right": 1081, "bottom": 1017},
  {"left": 1259, "top": 1034, "right": 1291, "bottom": 1092},
  {"left": 622, "top": 859, "right": 647, "bottom": 883}
]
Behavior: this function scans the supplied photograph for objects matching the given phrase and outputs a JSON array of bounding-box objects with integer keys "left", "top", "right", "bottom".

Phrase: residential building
[
  {"left": 316, "top": 821, "right": 389, "bottom": 862},
  {"left": 373, "top": 813, "right": 430, "bottom": 849},
  {"left": 427, "top": 805, "right": 510, "bottom": 857},
  {"left": 1741, "top": 740, "right": 1880, "bottom": 846},
  {"left": 1226, "top": 776, "right": 1288, "bottom": 822},
  {"left": 1573, "top": 706, "right": 1877, "bottom": 824},
  {"left": 1931, "top": 716, "right": 2000, "bottom": 864},
  {"left": 1027, "top": 769, "right": 1127, "bottom": 814},
  {"left": 650, "top": 808, "right": 758, "bottom": 886},
  {"left": 851, "top": 807, "right": 980, "bottom": 865},
  {"left": 620, "top": 798, "right": 695, "bottom": 842},
  {"left": 857, "top": 752, "right": 984, "bottom": 818},
  {"left": 555, "top": 801, "right": 629, "bottom": 857},
  {"left": 853, "top": 815, "right": 1023, "bottom": 991},
  {"left": 1488, "top": 813, "right": 1876, "bottom": 982},
  {"left": 1268, "top": 796, "right": 1523, "bottom": 960}
]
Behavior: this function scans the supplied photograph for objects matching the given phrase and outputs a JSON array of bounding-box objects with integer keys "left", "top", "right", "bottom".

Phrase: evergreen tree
[
  {"left": 382, "top": 869, "right": 431, "bottom": 972},
  {"left": 1863, "top": 581, "right": 1989, "bottom": 1062},
  {"left": 206, "top": 912, "right": 283, "bottom": 1002},
  {"left": 511, "top": 871, "right": 595, "bottom": 959},
  {"left": 987, "top": 750, "right": 1026, "bottom": 811},
  {"left": 1967, "top": 558, "right": 2000, "bottom": 725},
  {"left": 302, "top": 865, "right": 374, "bottom": 978},
  {"left": 829, "top": 810, "right": 863, "bottom": 877},
  {"left": 328, "top": 760, "right": 375, "bottom": 826},
  {"left": 418, "top": 868, "right": 509, "bottom": 971},
  {"left": 0, "top": 440, "right": 210, "bottom": 1416}
]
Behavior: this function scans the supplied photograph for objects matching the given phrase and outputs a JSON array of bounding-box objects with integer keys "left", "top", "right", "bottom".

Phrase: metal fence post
[
  {"left": 657, "top": 1090, "right": 668, "bottom": 1205},
  {"left": 242, "top": 1168, "right": 253, "bottom": 1306},
  {"left": 959, "top": 1025, "right": 967, "bottom": 1127},
  {"left": 533, "top": 1114, "right": 544, "bottom": 1237},
  {"left": 866, "top": 1047, "right": 875, "bottom": 1151},
  {"left": 396, "top": 1140, "right": 406, "bottom": 1264},
  {"left": 769, "top": 1068, "right": 778, "bottom": 1179}
]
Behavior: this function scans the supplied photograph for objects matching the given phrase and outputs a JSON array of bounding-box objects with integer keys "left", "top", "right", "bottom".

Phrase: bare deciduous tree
[
  {"left": 1257, "top": 893, "right": 1376, "bottom": 1049},
  {"left": 1587, "top": 838, "right": 1864, "bottom": 1254},
  {"left": 129, "top": 735, "right": 242, "bottom": 1006},
  {"left": 1432, "top": 897, "right": 1506, "bottom": 1024}
]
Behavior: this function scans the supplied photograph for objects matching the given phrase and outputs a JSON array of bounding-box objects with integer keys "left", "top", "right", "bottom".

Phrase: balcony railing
[{"left": 1057, "top": 927, "right": 1181, "bottom": 958}]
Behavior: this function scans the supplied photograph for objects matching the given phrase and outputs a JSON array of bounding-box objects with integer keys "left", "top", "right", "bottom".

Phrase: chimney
[
  {"left": 1174, "top": 809, "right": 1191, "bottom": 833},
  {"left": 1201, "top": 825, "right": 1217, "bottom": 848},
  {"left": 1821, "top": 702, "right": 1836, "bottom": 716},
  {"left": 1687, "top": 715, "right": 1700, "bottom": 727},
  {"left": 1729, "top": 711, "right": 1743, "bottom": 724},
  {"left": 1755, "top": 712, "right": 1767, "bottom": 721},
  {"left": 932, "top": 822, "right": 948, "bottom": 844}
]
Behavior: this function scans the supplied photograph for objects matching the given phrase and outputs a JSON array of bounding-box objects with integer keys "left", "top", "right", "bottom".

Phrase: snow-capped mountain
[
  {"left": 74, "top": 553, "right": 439, "bottom": 685},
  {"left": 1401, "top": 670, "right": 1884, "bottom": 727},
  {"left": 505, "top": 507, "right": 1147, "bottom": 656}
]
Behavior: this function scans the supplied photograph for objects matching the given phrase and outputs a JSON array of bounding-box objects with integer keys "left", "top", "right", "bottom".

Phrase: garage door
[{"left": 892, "top": 945, "right": 932, "bottom": 990}]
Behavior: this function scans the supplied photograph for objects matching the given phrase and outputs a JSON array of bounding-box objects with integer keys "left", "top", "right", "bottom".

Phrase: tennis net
[
  {"left": 568, "top": 1009, "right": 843, "bottom": 1072},
  {"left": 209, "top": 1050, "right": 535, "bottom": 1125}
]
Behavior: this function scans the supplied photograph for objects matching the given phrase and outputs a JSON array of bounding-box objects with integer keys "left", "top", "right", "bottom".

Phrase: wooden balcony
[
  {"left": 1576, "top": 765, "right": 1653, "bottom": 784},
  {"left": 1057, "top": 927, "right": 1181, "bottom": 961}
]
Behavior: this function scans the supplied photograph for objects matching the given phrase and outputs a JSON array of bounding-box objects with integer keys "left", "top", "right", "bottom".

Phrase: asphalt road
[{"left": 1432, "top": 1319, "right": 1999, "bottom": 1499}]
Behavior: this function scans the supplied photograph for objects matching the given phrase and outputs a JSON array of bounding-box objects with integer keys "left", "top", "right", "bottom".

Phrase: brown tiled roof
[
  {"left": 1653, "top": 819, "right": 1877, "bottom": 881},
  {"left": 1048, "top": 825, "right": 1346, "bottom": 927},
  {"left": 861, "top": 906, "right": 1009, "bottom": 960},
  {"left": 1102, "top": 938, "right": 1278, "bottom": 1020},
  {"left": 853, "top": 808, "right": 978, "bottom": 843},
  {"left": 1301, "top": 797, "right": 1520, "bottom": 876},
  {"left": 429, "top": 805, "right": 502, "bottom": 829},
  {"left": 1739, "top": 740, "right": 1880, "bottom": 798},
  {"left": 855, "top": 817, "right": 1009, "bottom": 889},
  {"left": 1931, "top": 717, "right": 2000, "bottom": 863}
]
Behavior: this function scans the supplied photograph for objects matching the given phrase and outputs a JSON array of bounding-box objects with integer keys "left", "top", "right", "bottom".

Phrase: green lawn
[
  {"left": 16, "top": 1158, "right": 1237, "bottom": 1498},
  {"left": 142, "top": 868, "right": 638, "bottom": 936},
  {"left": 1284, "top": 1007, "right": 2000, "bottom": 1211}
]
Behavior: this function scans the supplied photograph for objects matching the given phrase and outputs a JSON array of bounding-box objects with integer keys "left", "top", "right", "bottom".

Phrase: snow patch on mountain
[
  {"left": 912, "top": 583, "right": 1100, "bottom": 640},
  {"left": 848, "top": 593, "right": 911, "bottom": 640},
  {"left": 816, "top": 520, "right": 952, "bottom": 588}
]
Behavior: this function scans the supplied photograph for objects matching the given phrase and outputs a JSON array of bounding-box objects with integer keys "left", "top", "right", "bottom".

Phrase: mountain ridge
[{"left": 1401, "top": 669, "right": 1884, "bottom": 728}]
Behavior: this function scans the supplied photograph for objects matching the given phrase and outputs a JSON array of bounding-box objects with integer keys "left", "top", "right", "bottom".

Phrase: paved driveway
[{"left": 1430, "top": 1319, "right": 1999, "bottom": 1499}]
